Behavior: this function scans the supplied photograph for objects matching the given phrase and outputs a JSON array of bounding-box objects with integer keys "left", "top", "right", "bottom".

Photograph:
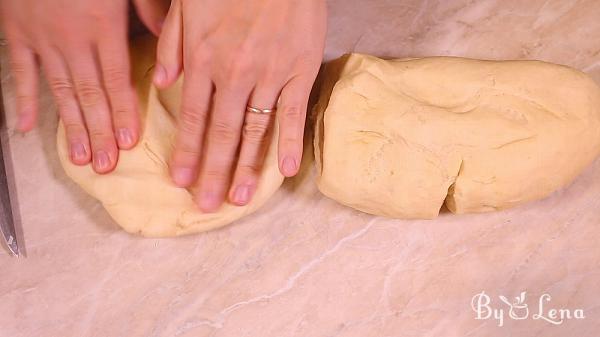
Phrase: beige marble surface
[{"left": 1, "top": 0, "right": 600, "bottom": 336}]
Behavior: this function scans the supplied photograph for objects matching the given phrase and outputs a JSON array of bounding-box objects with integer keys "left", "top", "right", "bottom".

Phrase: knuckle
[
  {"left": 175, "top": 143, "right": 202, "bottom": 157},
  {"left": 48, "top": 78, "right": 74, "bottom": 104},
  {"left": 295, "top": 51, "right": 322, "bottom": 69},
  {"left": 281, "top": 135, "right": 300, "bottom": 144},
  {"left": 192, "top": 48, "right": 211, "bottom": 66},
  {"left": 63, "top": 122, "right": 87, "bottom": 137},
  {"left": 183, "top": 39, "right": 210, "bottom": 67},
  {"left": 281, "top": 105, "right": 303, "bottom": 120},
  {"left": 178, "top": 107, "right": 207, "bottom": 134},
  {"left": 88, "top": 7, "right": 112, "bottom": 23},
  {"left": 103, "top": 67, "right": 129, "bottom": 92},
  {"left": 111, "top": 109, "right": 137, "bottom": 130},
  {"left": 203, "top": 169, "right": 228, "bottom": 181},
  {"left": 180, "top": 0, "right": 193, "bottom": 9},
  {"left": 87, "top": 128, "right": 112, "bottom": 141},
  {"left": 243, "top": 120, "right": 270, "bottom": 142},
  {"left": 236, "top": 163, "right": 261, "bottom": 177},
  {"left": 15, "top": 93, "right": 34, "bottom": 103},
  {"left": 260, "top": 64, "right": 285, "bottom": 85},
  {"left": 210, "top": 120, "right": 239, "bottom": 143},
  {"left": 111, "top": 106, "right": 133, "bottom": 118},
  {"left": 224, "top": 56, "right": 253, "bottom": 82},
  {"left": 179, "top": 118, "right": 200, "bottom": 136},
  {"left": 237, "top": 40, "right": 257, "bottom": 57},
  {"left": 49, "top": 77, "right": 73, "bottom": 91},
  {"left": 75, "top": 79, "right": 104, "bottom": 107},
  {"left": 8, "top": 60, "right": 27, "bottom": 76}
]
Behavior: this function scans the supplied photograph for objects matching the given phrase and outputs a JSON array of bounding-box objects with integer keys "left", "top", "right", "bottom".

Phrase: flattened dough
[
  {"left": 314, "top": 54, "right": 600, "bottom": 219},
  {"left": 57, "top": 38, "right": 283, "bottom": 237}
]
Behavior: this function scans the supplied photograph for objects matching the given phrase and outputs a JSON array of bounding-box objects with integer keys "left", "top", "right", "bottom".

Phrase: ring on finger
[{"left": 246, "top": 105, "right": 276, "bottom": 114}]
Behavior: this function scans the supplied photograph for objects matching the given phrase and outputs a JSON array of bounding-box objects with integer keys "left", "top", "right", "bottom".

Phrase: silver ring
[{"left": 246, "top": 106, "right": 276, "bottom": 114}]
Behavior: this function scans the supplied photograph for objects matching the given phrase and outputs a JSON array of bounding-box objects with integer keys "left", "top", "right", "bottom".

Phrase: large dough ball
[
  {"left": 314, "top": 54, "right": 600, "bottom": 219},
  {"left": 56, "top": 38, "right": 283, "bottom": 237}
]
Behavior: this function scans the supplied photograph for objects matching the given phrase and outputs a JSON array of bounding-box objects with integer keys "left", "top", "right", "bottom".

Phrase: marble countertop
[{"left": 1, "top": 1, "right": 600, "bottom": 336}]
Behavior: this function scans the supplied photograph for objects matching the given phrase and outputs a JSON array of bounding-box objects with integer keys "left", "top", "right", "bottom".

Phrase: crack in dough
[{"left": 314, "top": 54, "right": 600, "bottom": 218}]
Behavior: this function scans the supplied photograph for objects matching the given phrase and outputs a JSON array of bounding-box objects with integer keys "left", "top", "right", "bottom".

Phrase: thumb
[
  {"left": 154, "top": 0, "right": 182, "bottom": 89},
  {"left": 132, "top": 0, "right": 170, "bottom": 36}
]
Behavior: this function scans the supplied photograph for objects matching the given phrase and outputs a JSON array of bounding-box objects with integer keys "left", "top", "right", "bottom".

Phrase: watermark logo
[{"left": 471, "top": 291, "right": 585, "bottom": 327}]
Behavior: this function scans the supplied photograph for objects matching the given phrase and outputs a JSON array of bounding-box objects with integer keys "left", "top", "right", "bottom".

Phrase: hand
[
  {"left": 0, "top": 0, "right": 148, "bottom": 173},
  {"left": 154, "top": 0, "right": 327, "bottom": 212},
  {"left": 131, "top": 0, "right": 171, "bottom": 37}
]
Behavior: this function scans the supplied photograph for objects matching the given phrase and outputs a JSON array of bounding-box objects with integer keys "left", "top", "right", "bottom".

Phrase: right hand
[
  {"left": 0, "top": 0, "right": 164, "bottom": 173},
  {"left": 153, "top": 0, "right": 327, "bottom": 211}
]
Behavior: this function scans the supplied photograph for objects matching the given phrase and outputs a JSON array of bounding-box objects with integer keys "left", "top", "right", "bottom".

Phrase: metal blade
[
  {"left": 0, "top": 130, "right": 18, "bottom": 257},
  {"left": 0, "top": 54, "right": 19, "bottom": 257}
]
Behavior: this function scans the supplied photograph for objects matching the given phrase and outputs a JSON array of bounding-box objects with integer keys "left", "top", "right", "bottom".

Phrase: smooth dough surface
[
  {"left": 314, "top": 54, "right": 600, "bottom": 219},
  {"left": 57, "top": 38, "right": 283, "bottom": 237}
]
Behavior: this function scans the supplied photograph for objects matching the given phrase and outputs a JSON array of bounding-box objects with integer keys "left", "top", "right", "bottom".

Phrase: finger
[
  {"left": 154, "top": 0, "right": 182, "bottom": 88},
  {"left": 277, "top": 75, "right": 314, "bottom": 177},
  {"left": 132, "top": 0, "right": 170, "bottom": 36},
  {"left": 40, "top": 47, "right": 91, "bottom": 165},
  {"left": 7, "top": 42, "right": 38, "bottom": 132},
  {"left": 169, "top": 62, "right": 212, "bottom": 187},
  {"left": 195, "top": 83, "right": 252, "bottom": 212},
  {"left": 97, "top": 32, "right": 139, "bottom": 150},
  {"left": 228, "top": 86, "right": 279, "bottom": 206},
  {"left": 65, "top": 45, "right": 118, "bottom": 174}
]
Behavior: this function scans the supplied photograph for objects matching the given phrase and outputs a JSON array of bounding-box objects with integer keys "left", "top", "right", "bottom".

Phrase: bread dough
[
  {"left": 57, "top": 38, "right": 283, "bottom": 237},
  {"left": 314, "top": 54, "right": 600, "bottom": 219}
]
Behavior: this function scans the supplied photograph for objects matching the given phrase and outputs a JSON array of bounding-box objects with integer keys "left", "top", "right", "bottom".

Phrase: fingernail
[
  {"left": 233, "top": 185, "right": 250, "bottom": 205},
  {"left": 94, "top": 151, "right": 110, "bottom": 171},
  {"left": 153, "top": 64, "right": 166, "bottom": 86},
  {"left": 198, "top": 190, "right": 221, "bottom": 212},
  {"left": 172, "top": 167, "right": 194, "bottom": 186},
  {"left": 116, "top": 128, "right": 134, "bottom": 148},
  {"left": 282, "top": 157, "right": 297, "bottom": 176},
  {"left": 71, "top": 143, "right": 87, "bottom": 162}
]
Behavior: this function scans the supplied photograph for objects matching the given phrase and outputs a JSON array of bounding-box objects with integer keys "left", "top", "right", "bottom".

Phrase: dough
[
  {"left": 314, "top": 54, "right": 600, "bottom": 218},
  {"left": 57, "top": 38, "right": 283, "bottom": 237}
]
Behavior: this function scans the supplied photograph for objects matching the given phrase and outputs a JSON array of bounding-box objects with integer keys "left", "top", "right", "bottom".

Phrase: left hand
[{"left": 154, "top": 0, "right": 327, "bottom": 212}]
